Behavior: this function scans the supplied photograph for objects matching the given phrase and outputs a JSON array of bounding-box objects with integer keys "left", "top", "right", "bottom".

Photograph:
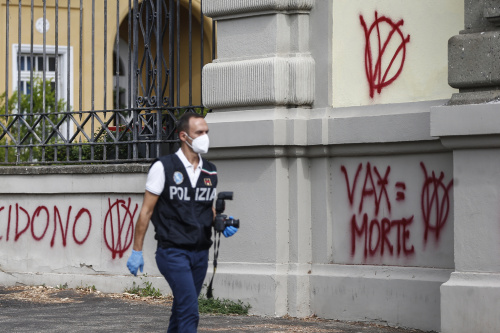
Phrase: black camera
[{"left": 214, "top": 191, "right": 240, "bottom": 232}]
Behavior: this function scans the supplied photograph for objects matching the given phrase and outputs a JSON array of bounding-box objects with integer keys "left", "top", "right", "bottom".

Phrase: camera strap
[{"left": 206, "top": 230, "right": 221, "bottom": 299}]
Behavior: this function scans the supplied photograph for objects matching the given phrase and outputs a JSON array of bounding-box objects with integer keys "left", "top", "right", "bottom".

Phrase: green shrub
[
  {"left": 125, "top": 281, "right": 163, "bottom": 298},
  {"left": 198, "top": 294, "right": 251, "bottom": 315}
]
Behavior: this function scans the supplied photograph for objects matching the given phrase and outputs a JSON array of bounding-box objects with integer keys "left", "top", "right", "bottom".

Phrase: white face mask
[{"left": 186, "top": 134, "right": 209, "bottom": 154}]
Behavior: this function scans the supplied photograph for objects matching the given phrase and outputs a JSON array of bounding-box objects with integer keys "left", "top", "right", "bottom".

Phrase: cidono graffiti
[
  {"left": 0, "top": 198, "right": 138, "bottom": 259},
  {"left": 0, "top": 204, "right": 92, "bottom": 245},
  {"left": 341, "top": 162, "right": 453, "bottom": 258},
  {"left": 360, "top": 11, "right": 410, "bottom": 98}
]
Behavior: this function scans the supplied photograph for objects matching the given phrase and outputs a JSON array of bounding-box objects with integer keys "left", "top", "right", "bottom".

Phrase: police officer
[{"left": 126, "top": 112, "right": 238, "bottom": 333}]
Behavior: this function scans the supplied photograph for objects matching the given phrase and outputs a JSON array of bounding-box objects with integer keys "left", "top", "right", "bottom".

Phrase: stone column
[
  {"left": 201, "top": 0, "right": 315, "bottom": 318},
  {"left": 432, "top": 1, "right": 500, "bottom": 332},
  {"left": 202, "top": 0, "right": 315, "bottom": 109}
]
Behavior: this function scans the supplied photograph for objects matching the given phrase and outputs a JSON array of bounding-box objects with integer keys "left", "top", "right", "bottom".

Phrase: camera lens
[{"left": 228, "top": 218, "right": 239, "bottom": 228}]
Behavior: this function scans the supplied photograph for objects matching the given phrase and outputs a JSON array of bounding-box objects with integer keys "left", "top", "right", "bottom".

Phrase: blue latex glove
[
  {"left": 223, "top": 226, "right": 238, "bottom": 238},
  {"left": 127, "top": 250, "right": 144, "bottom": 276}
]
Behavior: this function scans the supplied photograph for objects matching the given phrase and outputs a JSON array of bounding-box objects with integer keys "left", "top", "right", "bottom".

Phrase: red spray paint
[
  {"left": 103, "top": 198, "right": 138, "bottom": 259},
  {"left": 0, "top": 198, "right": 136, "bottom": 259},
  {"left": 342, "top": 162, "right": 452, "bottom": 259},
  {"left": 360, "top": 11, "right": 410, "bottom": 98}
]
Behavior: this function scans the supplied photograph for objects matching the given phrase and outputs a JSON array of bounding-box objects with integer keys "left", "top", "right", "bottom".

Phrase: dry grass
[
  {"left": 0, "top": 285, "right": 173, "bottom": 306},
  {"left": 199, "top": 324, "right": 339, "bottom": 332}
]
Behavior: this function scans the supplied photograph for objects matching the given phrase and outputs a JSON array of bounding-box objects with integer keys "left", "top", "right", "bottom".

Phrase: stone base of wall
[
  {"left": 441, "top": 272, "right": 500, "bottom": 333},
  {"left": 205, "top": 263, "right": 450, "bottom": 332},
  {"left": 310, "top": 265, "right": 451, "bottom": 332}
]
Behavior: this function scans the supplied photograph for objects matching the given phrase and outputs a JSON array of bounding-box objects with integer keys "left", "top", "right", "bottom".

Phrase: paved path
[{"left": 0, "top": 287, "right": 433, "bottom": 333}]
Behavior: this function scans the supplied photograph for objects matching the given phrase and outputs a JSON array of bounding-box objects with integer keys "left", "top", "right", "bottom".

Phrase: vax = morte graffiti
[{"left": 341, "top": 162, "right": 453, "bottom": 259}]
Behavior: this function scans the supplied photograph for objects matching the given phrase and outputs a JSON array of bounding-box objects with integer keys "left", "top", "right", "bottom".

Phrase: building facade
[{"left": 1, "top": 1, "right": 500, "bottom": 332}]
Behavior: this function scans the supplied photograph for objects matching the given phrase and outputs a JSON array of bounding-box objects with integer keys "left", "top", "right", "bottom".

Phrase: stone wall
[{"left": 0, "top": 165, "right": 171, "bottom": 295}]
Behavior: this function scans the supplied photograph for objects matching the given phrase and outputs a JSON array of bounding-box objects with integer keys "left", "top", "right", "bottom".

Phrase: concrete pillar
[
  {"left": 433, "top": 1, "right": 500, "bottom": 331},
  {"left": 448, "top": 0, "right": 500, "bottom": 104},
  {"left": 201, "top": 0, "right": 315, "bottom": 317}
]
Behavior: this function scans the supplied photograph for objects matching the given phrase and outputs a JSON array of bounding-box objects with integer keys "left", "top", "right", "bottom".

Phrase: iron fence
[{"left": 0, "top": 0, "right": 214, "bottom": 165}]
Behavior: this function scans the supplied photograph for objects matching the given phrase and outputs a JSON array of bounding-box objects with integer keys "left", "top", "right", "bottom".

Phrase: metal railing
[{"left": 0, "top": 0, "right": 214, "bottom": 165}]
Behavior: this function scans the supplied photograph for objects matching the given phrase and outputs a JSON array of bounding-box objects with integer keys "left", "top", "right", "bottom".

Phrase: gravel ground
[{"left": 0, "top": 285, "right": 434, "bottom": 333}]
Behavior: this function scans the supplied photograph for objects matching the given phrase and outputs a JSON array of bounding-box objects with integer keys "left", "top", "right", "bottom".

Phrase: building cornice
[{"left": 202, "top": 0, "right": 314, "bottom": 20}]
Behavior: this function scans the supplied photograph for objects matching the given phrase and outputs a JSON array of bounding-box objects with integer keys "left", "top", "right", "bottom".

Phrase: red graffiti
[
  {"left": 0, "top": 204, "right": 92, "bottom": 246},
  {"left": 103, "top": 198, "right": 138, "bottom": 259},
  {"left": 351, "top": 213, "right": 415, "bottom": 258},
  {"left": 341, "top": 164, "right": 362, "bottom": 206},
  {"left": 342, "top": 161, "right": 452, "bottom": 259},
  {"left": 420, "top": 162, "right": 453, "bottom": 243},
  {"left": 342, "top": 162, "right": 410, "bottom": 258},
  {"left": 1, "top": 198, "right": 137, "bottom": 258},
  {"left": 73, "top": 208, "right": 92, "bottom": 245},
  {"left": 15, "top": 204, "right": 31, "bottom": 241},
  {"left": 51, "top": 206, "right": 73, "bottom": 247},
  {"left": 31, "top": 206, "right": 50, "bottom": 241},
  {"left": 341, "top": 163, "right": 393, "bottom": 216},
  {"left": 360, "top": 11, "right": 410, "bottom": 98},
  {"left": 395, "top": 182, "right": 406, "bottom": 201},
  {"left": 0, "top": 206, "right": 3, "bottom": 241}
]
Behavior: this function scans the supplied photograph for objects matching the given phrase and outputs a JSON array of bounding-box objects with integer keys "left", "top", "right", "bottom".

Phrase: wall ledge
[
  {"left": 203, "top": 0, "right": 314, "bottom": 20},
  {"left": 431, "top": 102, "right": 500, "bottom": 138},
  {"left": 0, "top": 163, "right": 149, "bottom": 175},
  {"left": 206, "top": 141, "right": 447, "bottom": 161}
]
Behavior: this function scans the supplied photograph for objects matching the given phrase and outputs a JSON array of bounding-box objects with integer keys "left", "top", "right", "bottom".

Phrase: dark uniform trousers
[{"left": 156, "top": 247, "right": 209, "bottom": 333}]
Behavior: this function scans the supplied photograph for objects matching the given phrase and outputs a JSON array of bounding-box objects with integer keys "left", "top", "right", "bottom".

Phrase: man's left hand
[{"left": 127, "top": 250, "right": 144, "bottom": 276}]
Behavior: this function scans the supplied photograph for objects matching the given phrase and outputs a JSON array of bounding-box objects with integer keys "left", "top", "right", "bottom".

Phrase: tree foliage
[
  {"left": 0, "top": 78, "right": 66, "bottom": 163},
  {"left": 0, "top": 79, "right": 132, "bottom": 164}
]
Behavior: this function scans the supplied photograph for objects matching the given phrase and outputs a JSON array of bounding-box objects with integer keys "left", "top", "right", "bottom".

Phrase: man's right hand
[{"left": 127, "top": 250, "right": 144, "bottom": 276}]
